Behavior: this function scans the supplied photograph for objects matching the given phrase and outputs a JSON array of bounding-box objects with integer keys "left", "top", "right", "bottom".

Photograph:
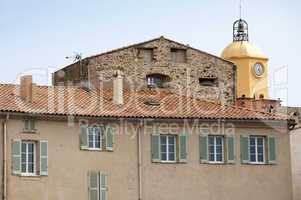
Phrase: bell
[{"left": 238, "top": 22, "right": 245, "bottom": 32}]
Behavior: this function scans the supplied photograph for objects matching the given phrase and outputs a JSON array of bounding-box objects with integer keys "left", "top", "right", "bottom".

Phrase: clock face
[{"left": 253, "top": 63, "right": 264, "bottom": 77}]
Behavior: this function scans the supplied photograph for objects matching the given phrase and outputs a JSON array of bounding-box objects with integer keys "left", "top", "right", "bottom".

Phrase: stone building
[
  {"left": 53, "top": 37, "right": 236, "bottom": 105},
  {"left": 0, "top": 17, "right": 297, "bottom": 200}
]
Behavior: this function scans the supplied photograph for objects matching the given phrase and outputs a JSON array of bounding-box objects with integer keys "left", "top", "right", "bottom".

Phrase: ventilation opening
[
  {"left": 199, "top": 78, "right": 218, "bottom": 87},
  {"left": 144, "top": 98, "right": 160, "bottom": 106}
]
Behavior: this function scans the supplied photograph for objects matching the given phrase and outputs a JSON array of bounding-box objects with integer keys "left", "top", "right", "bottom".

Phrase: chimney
[
  {"left": 20, "top": 75, "right": 33, "bottom": 102},
  {"left": 113, "top": 70, "right": 123, "bottom": 105}
]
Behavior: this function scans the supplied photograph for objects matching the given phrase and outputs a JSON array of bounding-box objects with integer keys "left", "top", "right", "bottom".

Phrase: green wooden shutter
[
  {"left": 199, "top": 135, "right": 208, "bottom": 164},
  {"left": 179, "top": 134, "right": 188, "bottom": 163},
  {"left": 40, "top": 140, "right": 48, "bottom": 176},
  {"left": 100, "top": 173, "right": 108, "bottom": 200},
  {"left": 268, "top": 136, "right": 277, "bottom": 165},
  {"left": 12, "top": 139, "right": 21, "bottom": 175},
  {"left": 151, "top": 134, "right": 161, "bottom": 162},
  {"left": 227, "top": 135, "right": 236, "bottom": 164},
  {"left": 80, "top": 125, "right": 88, "bottom": 150},
  {"left": 88, "top": 171, "right": 99, "bottom": 200},
  {"left": 240, "top": 135, "right": 250, "bottom": 164},
  {"left": 106, "top": 127, "right": 114, "bottom": 151}
]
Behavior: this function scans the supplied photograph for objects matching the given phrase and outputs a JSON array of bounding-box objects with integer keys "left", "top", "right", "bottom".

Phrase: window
[
  {"left": 171, "top": 48, "right": 187, "bottom": 63},
  {"left": 141, "top": 48, "right": 154, "bottom": 64},
  {"left": 160, "top": 135, "right": 176, "bottom": 162},
  {"left": 88, "top": 171, "right": 108, "bottom": 200},
  {"left": 21, "top": 141, "right": 36, "bottom": 175},
  {"left": 147, "top": 76, "right": 163, "bottom": 88},
  {"left": 24, "top": 119, "right": 36, "bottom": 132},
  {"left": 199, "top": 78, "right": 218, "bottom": 87},
  {"left": 146, "top": 74, "right": 170, "bottom": 88},
  {"left": 249, "top": 136, "right": 265, "bottom": 164},
  {"left": 88, "top": 127, "right": 101, "bottom": 150},
  {"left": 208, "top": 136, "right": 224, "bottom": 163},
  {"left": 80, "top": 125, "right": 114, "bottom": 152},
  {"left": 12, "top": 140, "right": 48, "bottom": 176},
  {"left": 151, "top": 134, "right": 188, "bottom": 163}
]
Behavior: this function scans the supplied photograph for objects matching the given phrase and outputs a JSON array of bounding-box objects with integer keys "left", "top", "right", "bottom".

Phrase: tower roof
[{"left": 221, "top": 41, "right": 268, "bottom": 60}]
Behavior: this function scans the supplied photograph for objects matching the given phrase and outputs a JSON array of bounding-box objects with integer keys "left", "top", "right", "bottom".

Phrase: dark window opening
[
  {"left": 147, "top": 74, "right": 170, "bottom": 88},
  {"left": 171, "top": 49, "right": 187, "bottom": 63},
  {"left": 199, "top": 78, "right": 218, "bottom": 87}
]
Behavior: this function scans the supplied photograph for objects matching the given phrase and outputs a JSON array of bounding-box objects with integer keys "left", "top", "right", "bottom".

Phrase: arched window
[{"left": 146, "top": 74, "right": 171, "bottom": 88}]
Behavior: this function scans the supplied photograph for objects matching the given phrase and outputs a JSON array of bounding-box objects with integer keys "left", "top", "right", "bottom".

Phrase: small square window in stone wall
[
  {"left": 140, "top": 49, "right": 154, "bottom": 64},
  {"left": 171, "top": 49, "right": 187, "bottom": 63}
]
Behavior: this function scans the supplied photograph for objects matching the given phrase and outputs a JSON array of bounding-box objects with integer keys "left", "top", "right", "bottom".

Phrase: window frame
[
  {"left": 88, "top": 127, "right": 102, "bottom": 151},
  {"left": 249, "top": 136, "right": 265, "bottom": 164},
  {"left": 21, "top": 141, "right": 36, "bottom": 176},
  {"left": 160, "top": 135, "right": 177, "bottom": 163},
  {"left": 208, "top": 135, "right": 224, "bottom": 164},
  {"left": 23, "top": 119, "right": 36, "bottom": 133}
]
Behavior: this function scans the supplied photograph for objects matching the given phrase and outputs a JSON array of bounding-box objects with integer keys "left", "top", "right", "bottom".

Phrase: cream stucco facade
[
  {"left": 291, "top": 128, "right": 301, "bottom": 200},
  {"left": 1, "top": 116, "right": 293, "bottom": 200}
]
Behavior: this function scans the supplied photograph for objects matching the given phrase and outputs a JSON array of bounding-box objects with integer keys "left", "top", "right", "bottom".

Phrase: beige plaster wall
[
  {"left": 5, "top": 119, "right": 138, "bottom": 200},
  {"left": 0, "top": 120, "right": 3, "bottom": 199},
  {"left": 291, "top": 128, "right": 301, "bottom": 200},
  {"left": 4, "top": 118, "right": 293, "bottom": 200},
  {"left": 140, "top": 124, "right": 292, "bottom": 200}
]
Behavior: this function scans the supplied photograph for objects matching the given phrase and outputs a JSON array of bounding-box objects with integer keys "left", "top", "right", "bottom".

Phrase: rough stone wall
[{"left": 54, "top": 37, "right": 235, "bottom": 104}]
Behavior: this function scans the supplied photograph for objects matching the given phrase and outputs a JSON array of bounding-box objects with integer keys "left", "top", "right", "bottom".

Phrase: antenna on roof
[
  {"left": 65, "top": 52, "right": 83, "bottom": 63},
  {"left": 239, "top": 0, "right": 242, "bottom": 19}
]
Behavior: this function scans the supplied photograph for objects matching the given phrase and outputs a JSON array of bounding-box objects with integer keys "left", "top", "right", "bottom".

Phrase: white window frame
[
  {"left": 88, "top": 127, "right": 102, "bottom": 150},
  {"left": 208, "top": 135, "right": 224, "bottom": 164},
  {"left": 24, "top": 119, "right": 36, "bottom": 132},
  {"left": 249, "top": 136, "right": 265, "bottom": 164},
  {"left": 21, "top": 141, "right": 36, "bottom": 176},
  {"left": 160, "top": 135, "right": 176, "bottom": 163}
]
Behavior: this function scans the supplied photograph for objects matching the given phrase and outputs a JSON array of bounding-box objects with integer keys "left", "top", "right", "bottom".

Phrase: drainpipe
[
  {"left": 3, "top": 114, "right": 9, "bottom": 200},
  {"left": 137, "top": 121, "right": 143, "bottom": 200}
]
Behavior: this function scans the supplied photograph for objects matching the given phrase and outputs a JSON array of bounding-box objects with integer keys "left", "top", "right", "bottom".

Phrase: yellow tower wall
[{"left": 229, "top": 57, "right": 269, "bottom": 99}]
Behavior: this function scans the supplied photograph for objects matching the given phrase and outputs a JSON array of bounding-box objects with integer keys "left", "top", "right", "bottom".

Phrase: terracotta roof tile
[{"left": 0, "top": 84, "right": 290, "bottom": 121}]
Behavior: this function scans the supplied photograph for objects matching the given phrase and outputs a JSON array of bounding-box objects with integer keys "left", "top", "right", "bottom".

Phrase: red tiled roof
[{"left": 0, "top": 84, "right": 290, "bottom": 121}]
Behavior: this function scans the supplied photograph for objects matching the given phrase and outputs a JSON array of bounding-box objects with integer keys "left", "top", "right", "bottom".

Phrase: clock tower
[{"left": 221, "top": 19, "right": 269, "bottom": 99}]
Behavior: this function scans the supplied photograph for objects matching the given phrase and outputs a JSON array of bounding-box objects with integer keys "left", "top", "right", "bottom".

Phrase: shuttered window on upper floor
[
  {"left": 151, "top": 133, "right": 188, "bottom": 163},
  {"left": 240, "top": 135, "right": 277, "bottom": 165},
  {"left": 80, "top": 125, "right": 114, "bottom": 152},
  {"left": 199, "top": 135, "right": 236, "bottom": 164}
]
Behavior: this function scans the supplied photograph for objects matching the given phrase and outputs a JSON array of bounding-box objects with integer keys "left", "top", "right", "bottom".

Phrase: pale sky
[{"left": 1, "top": 0, "right": 300, "bottom": 106}]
